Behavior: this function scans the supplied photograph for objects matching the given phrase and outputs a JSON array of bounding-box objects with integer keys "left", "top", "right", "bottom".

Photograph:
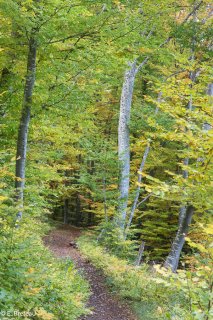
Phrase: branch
[
  {"left": 136, "top": 57, "right": 149, "bottom": 73},
  {"left": 37, "top": 5, "right": 66, "bottom": 31},
  {"left": 42, "top": 64, "right": 91, "bottom": 109},
  {"left": 48, "top": 31, "right": 97, "bottom": 44},
  {"left": 182, "top": 1, "right": 203, "bottom": 24},
  {"left": 137, "top": 193, "right": 153, "bottom": 208}
]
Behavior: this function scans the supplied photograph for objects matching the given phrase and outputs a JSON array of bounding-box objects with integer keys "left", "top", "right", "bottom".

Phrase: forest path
[{"left": 44, "top": 225, "right": 138, "bottom": 320}]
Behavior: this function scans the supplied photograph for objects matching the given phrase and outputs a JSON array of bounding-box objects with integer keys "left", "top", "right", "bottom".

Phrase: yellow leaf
[
  {"left": 35, "top": 308, "right": 54, "bottom": 320},
  {"left": 145, "top": 186, "right": 152, "bottom": 192},
  {"left": 157, "top": 306, "right": 164, "bottom": 314},
  {"left": 202, "top": 224, "right": 213, "bottom": 235},
  {"left": 139, "top": 47, "right": 153, "bottom": 54},
  {"left": 0, "top": 196, "right": 7, "bottom": 201},
  {"left": 27, "top": 267, "right": 35, "bottom": 274}
]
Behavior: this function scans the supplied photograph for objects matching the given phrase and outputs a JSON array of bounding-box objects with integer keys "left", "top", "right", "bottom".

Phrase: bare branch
[
  {"left": 182, "top": 0, "right": 204, "bottom": 24},
  {"left": 137, "top": 193, "right": 153, "bottom": 208}
]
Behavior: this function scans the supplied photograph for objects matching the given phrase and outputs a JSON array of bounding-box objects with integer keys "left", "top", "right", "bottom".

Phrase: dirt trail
[{"left": 44, "top": 225, "right": 137, "bottom": 320}]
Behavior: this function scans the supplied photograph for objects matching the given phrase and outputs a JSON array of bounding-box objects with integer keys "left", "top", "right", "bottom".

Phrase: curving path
[{"left": 44, "top": 225, "right": 137, "bottom": 320}]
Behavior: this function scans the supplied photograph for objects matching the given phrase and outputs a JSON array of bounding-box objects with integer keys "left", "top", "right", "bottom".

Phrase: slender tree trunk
[
  {"left": 125, "top": 92, "right": 161, "bottom": 235},
  {"left": 63, "top": 199, "right": 69, "bottom": 224},
  {"left": 164, "top": 206, "right": 194, "bottom": 272},
  {"left": 87, "top": 209, "right": 93, "bottom": 226},
  {"left": 15, "top": 36, "right": 37, "bottom": 219},
  {"left": 63, "top": 169, "right": 69, "bottom": 224},
  {"left": 164, "top": 11, "right": 199, "bottom": 268},
  {"left": 75, "top": 193, "right": 81, "bottom": 226},
  {"left": 125, "top": 143, "right": 150, "bottom": 233},
  {"left": 164, "top": 7, "right": 210, "bottom": 270},
  {"left": 103, "top": 176, "right": 108, "bottom": 222},
  {"left": 164, "top": 104, "right": 193, "bottom": 271},
  {"left": 165, "top": 83, "right": 212, "bottom": 272},
  {"left": 203, "top": 83, "right": 212, "bottom": 131},
  {"left": 135, "top": 241, "right": 145, "bottom": 266},
  {"left": 117, "top": 60, "right": 138, "bottom": 229}
]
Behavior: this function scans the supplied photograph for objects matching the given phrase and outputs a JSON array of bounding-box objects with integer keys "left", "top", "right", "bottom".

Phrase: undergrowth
[
  {"left": 78, "top": 233, "right": 212, "bottom": 320},
  {"left": 0, "top": 216, "right": 90, "bottom": 320}
]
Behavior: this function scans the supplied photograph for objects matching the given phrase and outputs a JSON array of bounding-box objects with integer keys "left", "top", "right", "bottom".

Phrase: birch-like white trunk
[
  {"left": 117, "top": 60, "right": 138, "bottom": 229},
  {"left": 116, "top": 2, "right": 202, "bottom": 230},
  {"left": 15, "top": 36, "right": 37, "bottom": 219}
]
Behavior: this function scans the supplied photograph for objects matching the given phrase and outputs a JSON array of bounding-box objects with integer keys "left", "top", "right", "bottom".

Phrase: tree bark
[
  {"left": 103, "top": 176, "right": 108, "bottom": 222},
  {"left": 115, "top": 2, "right": 202, "bottom": 229},
  {"left": 63, "top": 199, "right": 69, "bottom": 224},
  {"left": 165, "top": 83, "right": 212, "bottom": 272},
  {"left": 15, "top": 36, "right": 37, "bottom": 219},
  {"left": 135, "top": 241, "right": 145, "bottom": 266},
  {"left": 125, "top": 143, "right": 150, "bottom": 233},
  {"left": 117, "top": 60, "right": 138, "bottom": 229},
  {"left": 75, "top": 193, "right": 82, "bottom": 226},
  {"left": 125, "top": 92, "right": 161, "bottom": 235},
  {"left": 203, "top": 83, "right": 212, "bottom": 131},
  {"left": 164, "top": 205, "right": 194, "bottom": 272},
  {"left": 165, "top": 13, "right": 198, "bottom": 267}
]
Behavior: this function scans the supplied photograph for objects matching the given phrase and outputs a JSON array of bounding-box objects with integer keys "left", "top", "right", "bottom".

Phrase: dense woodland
[{"left": 0, "top": 0, "right": 212, "bottom": 319}]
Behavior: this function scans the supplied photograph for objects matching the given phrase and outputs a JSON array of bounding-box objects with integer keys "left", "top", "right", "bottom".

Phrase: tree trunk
[
  {"left": 135, "top": 241, "right": 145, "bottom": 266},
  {"left": 164, "top": 205, "right": 194, "bottom": 272},
  {"left": 124, "top": 92, "right": 161, "bottom": 235},
  {"left": 203, "top": 83, "right": 212, "bottom": 131},
  {"left": 63, "top": 199, "right": 69, "bottom": 224},
  {"left": 165, "top": 17, "right": 198, "bottom": 268},
  {"left": 125, "top": 143, "right": 150, "bottom": 234},
  {"left": 103, "top": 176, "right": 108, "bottom": 222},
  {"left": 165, "top": 83, "right": 212, "bottom": 272},
  {"left": 75, "top": 193, "right": 82, "bottom": 226},
  {"left": 15, "top": 36, "right": 37, "bottom": 219},
  {"left": 117, "top": 60, "right": 138, "bottom": 229}
]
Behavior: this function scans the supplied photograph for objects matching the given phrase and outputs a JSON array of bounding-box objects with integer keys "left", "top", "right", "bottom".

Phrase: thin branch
[
  {"left": 136, "top": 57, "right": 149, "bottom": 73},
  {"left": 48, "top": 32, "right": 96, "bottom": 44},
  {"left": 37, "top": 5, "right": 66, "bottom": 30},
  {"left": 137, "top": 192, "right": 153, "bottom": 208},
  {"left": 111, "top": 22, "right": 145, "bottom": 43},
  {"left": 182, "top": 1, "right": 203, "bottom": 24},
  {"left": 42, "top": 64, "right": 91, "bottom": 109}
]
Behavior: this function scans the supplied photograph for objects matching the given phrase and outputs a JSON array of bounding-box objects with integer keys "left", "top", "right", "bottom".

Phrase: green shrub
[
  {"left": 78, "top": 234, "right": 212, "bottom": 320},
  {"left": 0, "top": 217, "right": 90, "bottom": 320},
  {"left": 95, "top": 221, "right": 139, "bottom": 260}
]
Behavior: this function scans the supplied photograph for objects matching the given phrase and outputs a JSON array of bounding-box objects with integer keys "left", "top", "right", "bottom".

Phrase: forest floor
[{"left": 44, "top": 225, "right": 138, "bottom": 320}]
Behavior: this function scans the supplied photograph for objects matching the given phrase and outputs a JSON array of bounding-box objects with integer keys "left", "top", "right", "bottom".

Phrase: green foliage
[
  {"left": 0, "top": 0, "right": 213, "bottom": 318},
  {"left": 96, "top": 221, "right": 138, "bottom": 259},
  {"left": 78, "top": 233, "right": 213, "bottom": 320},
  {"left": 0, "top": 219, "right": 90, "bottom": 319},
  {"left": 140, "top": 199, "right": 179, "bottom": 261}
]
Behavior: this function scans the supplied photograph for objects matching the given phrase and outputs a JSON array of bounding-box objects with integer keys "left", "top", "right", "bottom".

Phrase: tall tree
[
  {"left": 15, "top": 34, "right": 37, "bottom": 219},
  {"left": 117, "top": 60, "right": 138, "bottom": 229}
]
